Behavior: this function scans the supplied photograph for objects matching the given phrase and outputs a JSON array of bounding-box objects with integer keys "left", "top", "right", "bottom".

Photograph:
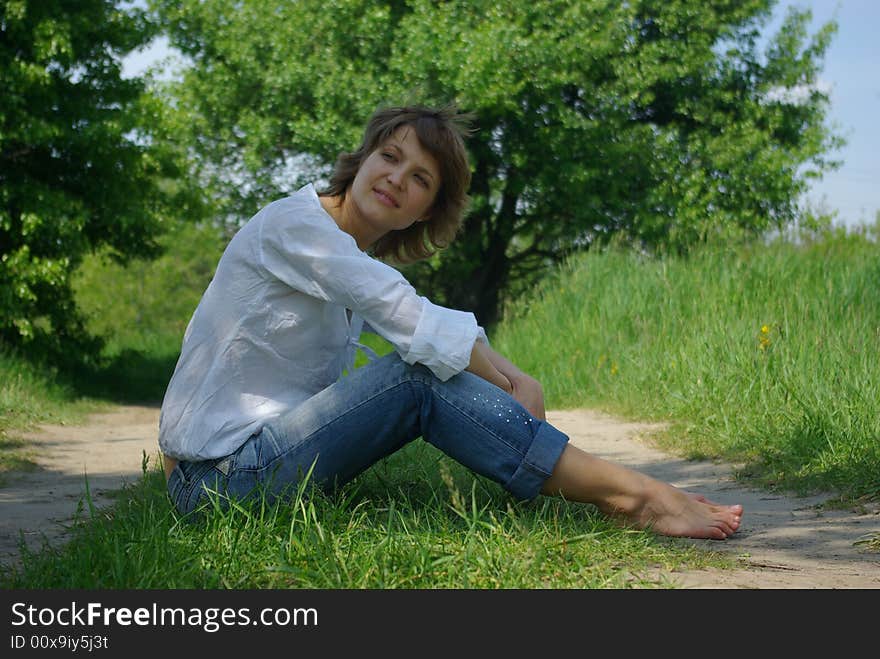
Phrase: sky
[
  {"left": 763, "top": 0, "right": 879, "bottom": 228},
  {"left": 123, "top": 0, "right": 878, "bottom": 228}
]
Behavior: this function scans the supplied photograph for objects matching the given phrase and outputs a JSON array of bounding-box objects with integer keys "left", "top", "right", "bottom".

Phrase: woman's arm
[{"left": 466, "top": 341, "right": 546, "bottom": 420}]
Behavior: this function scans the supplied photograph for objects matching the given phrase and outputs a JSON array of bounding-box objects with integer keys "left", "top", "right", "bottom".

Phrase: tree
[
  {"left": 0, "top": 0, "right": 200, "bottom": 356},
  {"left": 156, "top": 0, "right": 840, "bottom": 326}
]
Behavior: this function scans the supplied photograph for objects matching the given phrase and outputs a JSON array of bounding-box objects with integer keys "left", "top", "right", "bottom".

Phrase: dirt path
[
  {"left": 2, "top": 405, "right": 878, "bottom": 587},
  {"left": 0, "top": 405, "right": 163, "bottom": 571}
]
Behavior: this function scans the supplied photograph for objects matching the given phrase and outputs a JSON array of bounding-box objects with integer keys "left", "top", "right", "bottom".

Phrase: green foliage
[
  {"left": 493, "top": 226, "right": 880, "bottom": 502},
  {"left": 0, "top": 345, "right": 100, "bottom": 437},
  {"left": 68, "top": 219, "right": 227, "bottom": 401},
  {"left": 0, "top": 0, "right": 205, "bottom": 357},
  {"left": 154, "top": 0, "right": 840, "bottom": 326},
  {"left": 73, "top": 219, "right": 225, "bottom": 358}
]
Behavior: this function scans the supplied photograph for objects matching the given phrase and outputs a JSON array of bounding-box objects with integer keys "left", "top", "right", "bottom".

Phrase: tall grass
[
  {"left": 0, "top": 350, "right": 94, "bottom": 434},
  {"left": 493, "top": 226, "right": 880, "bottom": 502}
]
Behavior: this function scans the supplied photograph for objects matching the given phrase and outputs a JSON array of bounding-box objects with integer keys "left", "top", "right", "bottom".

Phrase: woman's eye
[
  {"left": 415, "top": 174, "right": 429, "bottom": 187},
  {"left": 381, "top": 152, "right": 395, "bottom": 161}
]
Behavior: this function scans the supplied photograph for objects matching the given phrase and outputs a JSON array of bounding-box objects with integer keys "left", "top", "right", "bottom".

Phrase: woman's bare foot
[
  {"left": 621, "top": 480, "right": 743, "bottom": 539},
  {"left": 541, "top": 444, "right": 743, "bottom": 540}
]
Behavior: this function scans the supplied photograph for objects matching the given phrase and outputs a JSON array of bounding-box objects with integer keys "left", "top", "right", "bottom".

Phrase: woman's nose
[{"left": 386, "top": 168, "right": 404, "bottom": 188}]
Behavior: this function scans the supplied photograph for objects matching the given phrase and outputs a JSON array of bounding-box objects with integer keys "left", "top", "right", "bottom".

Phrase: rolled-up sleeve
[
  {"left": 404, "top": 298, "right": 480, "bottom": 381},
  {"left": 365, "top": 319, "right": 489, "bottom": 346}
]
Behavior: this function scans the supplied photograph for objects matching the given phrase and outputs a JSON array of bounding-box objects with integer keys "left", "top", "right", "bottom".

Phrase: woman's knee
[{"left": 363, "top": 351, "right": 438, "bottom": 387}]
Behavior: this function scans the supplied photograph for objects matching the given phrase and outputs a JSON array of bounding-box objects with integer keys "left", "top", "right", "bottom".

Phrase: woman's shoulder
[
  {"left": 256, "top": 183, "right": 361, "bottom": 252},
  {"left": 261, "top": 183, "right": 321, "bottom": 218},
  {"left": 253, "top": 184, "right": 333, "bottom": 235}
]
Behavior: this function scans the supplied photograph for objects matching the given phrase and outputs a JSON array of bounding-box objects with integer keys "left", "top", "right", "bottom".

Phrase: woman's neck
[{"left": 319, "top": 194, "right": 378, "bottom": 251}]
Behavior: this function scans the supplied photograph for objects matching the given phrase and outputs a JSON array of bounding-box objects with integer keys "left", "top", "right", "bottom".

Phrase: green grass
[
  {"left": 494, "top": 225, "right": 880, "bottom": 503},
  {"left": 0, "top": 348, "right": 109, "bottom": 481},
  {"left": 0, "top": 350, "right": 102, "bottom": 433},
  {"left": 0, "top": 444, "right": 728, "bottom": 588}
]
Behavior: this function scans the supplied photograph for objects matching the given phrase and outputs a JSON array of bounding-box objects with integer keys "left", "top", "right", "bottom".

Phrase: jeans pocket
[
  {"left": 169, "top": 459, "right": 227, "bottom": 516},
  {"left": 231, "top": 430, "right": 264, "bottom": 471}
]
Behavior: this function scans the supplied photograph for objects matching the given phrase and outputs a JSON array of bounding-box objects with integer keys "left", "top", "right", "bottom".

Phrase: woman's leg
[
  {"left": 173, "top": 352, "right": 742, "bottom": 539},
  {"left": 191, "top": 353, "right": 567, "bottom": 512},
  {"left": 541, "top": 446, "right": 743, "bottom": 539}
]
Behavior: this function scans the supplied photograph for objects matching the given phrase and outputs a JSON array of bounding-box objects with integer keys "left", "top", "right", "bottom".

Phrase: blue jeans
[{"left": 167, "top": 353, "right": 569, "bottom": 516}]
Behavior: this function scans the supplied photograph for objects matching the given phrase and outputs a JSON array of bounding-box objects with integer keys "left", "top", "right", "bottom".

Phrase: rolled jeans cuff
[{"left": 505, "top": 420, "right": 569, "bottom": 501}]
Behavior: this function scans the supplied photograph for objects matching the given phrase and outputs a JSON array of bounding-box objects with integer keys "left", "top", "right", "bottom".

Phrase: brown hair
[{"left": 320, "top": 104, "right": 474, "bottom": 263}]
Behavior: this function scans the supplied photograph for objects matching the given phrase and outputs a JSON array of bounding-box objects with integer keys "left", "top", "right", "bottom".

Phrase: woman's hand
[
  {"left": 466, "top": 340, "right": 546, "bottom": 421},
  {"left": 466, "top": 341, "right": 513, "bottom": 394},
  {"left": 509, "top": 372, "right": 546, "bottom": 421}
]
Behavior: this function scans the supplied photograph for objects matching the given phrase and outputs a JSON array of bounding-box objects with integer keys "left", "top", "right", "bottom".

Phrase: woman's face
[{"left": 348, "top": 125, "right": 441, "bottom": 237}]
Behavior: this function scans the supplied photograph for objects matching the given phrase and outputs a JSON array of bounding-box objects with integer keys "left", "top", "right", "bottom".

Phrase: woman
[{"left": 159, "top": 104, "right": 743, "bottom": 540}]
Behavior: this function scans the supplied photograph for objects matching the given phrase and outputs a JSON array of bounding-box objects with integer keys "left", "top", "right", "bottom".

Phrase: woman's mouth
[{"left": 373, "top": 188, "right": 399, "bottom": 208}]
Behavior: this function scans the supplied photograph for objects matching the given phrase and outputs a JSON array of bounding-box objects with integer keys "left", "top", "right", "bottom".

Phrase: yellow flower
[{"left": 761, "top": 325, "right": 770, "bottom": 334}]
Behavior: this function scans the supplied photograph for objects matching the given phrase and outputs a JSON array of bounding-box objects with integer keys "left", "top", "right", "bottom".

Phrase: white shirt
[{"left": 158, "top": 183, "right": 487, "bottom": 461}]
